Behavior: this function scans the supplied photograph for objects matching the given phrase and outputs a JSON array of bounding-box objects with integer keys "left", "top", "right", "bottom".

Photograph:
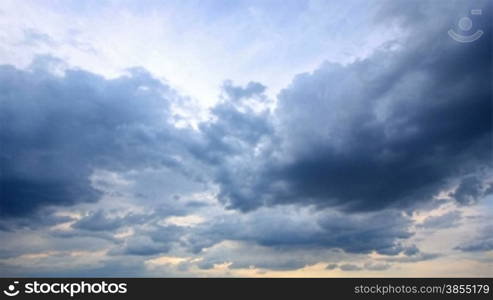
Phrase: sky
[{"left": 0, "top": 0, "right": 492, "bottom": 277}]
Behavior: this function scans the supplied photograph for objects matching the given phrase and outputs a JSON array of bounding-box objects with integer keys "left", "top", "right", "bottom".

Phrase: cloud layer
[
  {"left": 215, "top": 4, "right": 492, "bottom": 212},
  {"left": 0, "top": 0, "right": 491, "bottom": 276},
  {"left": 0, "top": 58, "right": 200, "bottom": 217}
]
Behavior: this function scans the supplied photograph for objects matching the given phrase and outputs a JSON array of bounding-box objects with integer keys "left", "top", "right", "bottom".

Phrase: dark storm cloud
[
  {"left": 0, "top": 57, "right": 195, "bottom": 217},
  {"left": 0, "top": 209, "right": 75, "bottom": 231},
  {"left": 214, "top": 1, "right": 492, "bottom": 212},
  {"left": 451, "top": 177, "right": 493, "bottom": 206}
]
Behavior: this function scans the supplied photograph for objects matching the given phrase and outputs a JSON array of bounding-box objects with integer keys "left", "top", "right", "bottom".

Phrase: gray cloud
[
  {"left": 214, "top": 1, "right": 492, "bottom": 213},
  {"left": 451, "top": 177, "right": 493, "bottom": 206},
  {"left": 196, "top": 241, "right": 352, "bottom": 271},
  {"left": 364, "top": 262, "right": 391, "bottom": 271},
  {"left": 381, "top": 252, "right": 440, "bottom": 263},
  {"left": 0, "top": 57, "right": 198, "bottom": 217},
  {"left": 417, "top": 211, "right": 462, "bottom": 229},
  {"left": 0, "top": 254, "right": 148, "bottom": 277},
  {"left": 72, "top": 210, "right": 153, "bottom": 232},
  {"left": 325, "top": 262, "right": 391, "bottom": 271},
  {"left": 190, "top": 82, "right": 273, "bottom": 166},
  {"left": 456, "top": 225, "right": 493, "bottom": 252},
  {"left": 0, "top": 209, "right": 75, "bottom": 231},
  {"left": 222, "top": 80, "right": 266, "bottom": 102},
  {"left": 339, "top": 264, "right": 363, "bottom": 271},
  {"left": 20, "top": 29, "right": 56, "bottom": 47},
  {"left": 117, "top": 236, "right": 170, "bottom": 256},
  {"left": 0, "top": 0, "right": 491, "bottom": 277},
  {"left": 187, "top": 207, "right": 416, "bottom": 257}
]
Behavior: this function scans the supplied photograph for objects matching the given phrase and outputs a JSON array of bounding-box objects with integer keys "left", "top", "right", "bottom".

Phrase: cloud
[
  {"left": 188, "top": 206, "right": 415, "bottom": 257},
  {"left": 20, "top": 29, "right": 56, "bottom": 47},
  {"left": 339, "top": 264, "right": 362, "bottom": 271},
  {"left": 0, "top": 209, "right": 76, "bottom": 231},
  {"left": 56, "top": 205, "right": 420, "bottom": 271},
  {"left": 326, "top": 262, "right": 392, "bottom": 272},
  {"left": 189, "top": 81, "right": 273, "bottom": 165},
  {"left": 0, "top": 57, "right": 197, "bottom": 217},
  {"left": 451, "top": 177, "right": 493, "bottom": 206},
  {"left": 417, "top": 211, "right": 462, "bottom": 229},
  {"left": 222, "top": 80, "right": 266, "bottom": 102},
  {"left": 381, "top": 252, "right": 440, "bottom": 263},
  {"left": 214, "top": 1, "right": 492, "bottom": 213},
  {"left": 117, "top": 236, "right": 170, "bottom": 256},
  {"left": 0, "top": 0, "right": 491, "bottom": 277},
  {"left": 363, "top": 262, "right": 391, "bottom": 271},
  {"left": 195, "top": 240, "right": 352, "bottom": 271},
  {"left": 72, "top": 210, "right": 152, "bottom": 232},
  {"left": 456, "top": 225, "right": 493, "bottom": 252},
  {"left": 0, "top": 253, "right": 148, "bottom": 277},
  {"left": 325, "top": 262, "right": 392, "bottom": 271}
]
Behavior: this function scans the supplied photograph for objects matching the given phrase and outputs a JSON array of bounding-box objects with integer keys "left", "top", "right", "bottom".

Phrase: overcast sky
[{"left": 0, "top": 0, "right": 492, "bottom": 277}]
